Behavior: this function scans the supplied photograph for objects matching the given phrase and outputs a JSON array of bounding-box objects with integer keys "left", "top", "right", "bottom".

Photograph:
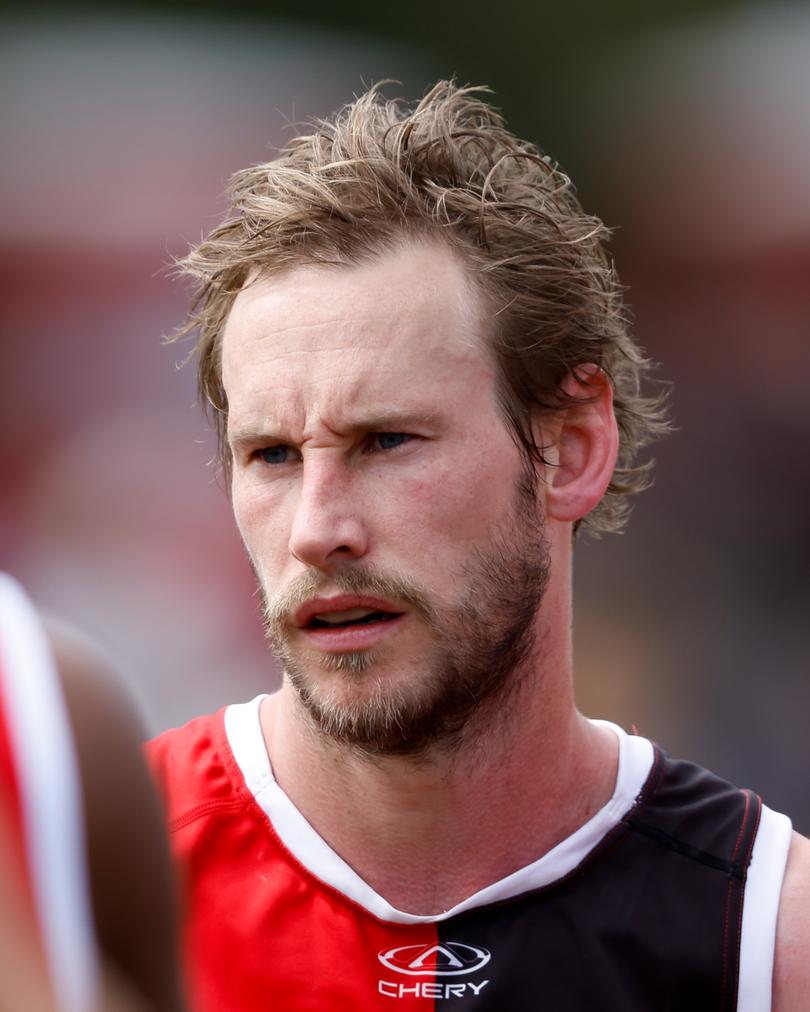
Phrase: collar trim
[{"left": 224, "top": 694, "right": 654, "bottom": 924}]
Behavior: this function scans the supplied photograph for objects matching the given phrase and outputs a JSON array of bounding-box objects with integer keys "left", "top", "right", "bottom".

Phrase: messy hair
[{"left": 172, "top": 80, "right": 669, "bottom": 537}]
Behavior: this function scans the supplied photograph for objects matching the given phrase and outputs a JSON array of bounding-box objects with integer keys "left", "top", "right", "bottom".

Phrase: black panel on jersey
[{"left": 432, "top": 748, "right": 761, "bottom": 1010}]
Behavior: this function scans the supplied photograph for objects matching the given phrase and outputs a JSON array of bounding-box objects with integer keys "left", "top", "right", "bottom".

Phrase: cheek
[
  {"left": 386, "top": 450, "right": 518, "bottom": 547},
  {"left": 231, "top": 479, "right": 289, "bottom": 566}
]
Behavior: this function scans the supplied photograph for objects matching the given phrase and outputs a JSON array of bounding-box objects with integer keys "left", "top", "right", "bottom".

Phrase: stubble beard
[{"left": 261, "top": 469, "right": 550, "bottom": 759}]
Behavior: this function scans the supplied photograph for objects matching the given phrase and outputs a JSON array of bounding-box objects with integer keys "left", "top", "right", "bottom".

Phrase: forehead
[{"left": 221, "top": 241, "right": 496, "bottom": 433}]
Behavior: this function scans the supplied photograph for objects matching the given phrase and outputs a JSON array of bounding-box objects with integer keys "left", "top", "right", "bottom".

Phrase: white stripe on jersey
[
  {"left": 737, "top": 802, "right": 792, "bottom": 1012},
  {"left": 227, "top": 694, "right": 791, "bottom": 1007},
  {"left": 0, "top": 574, "right": 100, "bottom": 1012},
  {"left": 225, "top": 696, "right": 655, "bottom": 924}
]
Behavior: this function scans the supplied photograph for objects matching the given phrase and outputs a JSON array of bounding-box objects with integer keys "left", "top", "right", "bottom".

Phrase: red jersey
[
  {"left": 148, "top": 695, "right": 791, "bottom": 1012},
  {"left": 0, "top": 574, "right": 100, "bottom": 1012}
]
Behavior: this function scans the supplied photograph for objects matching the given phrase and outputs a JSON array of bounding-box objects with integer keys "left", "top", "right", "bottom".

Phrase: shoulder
[
  {"left": 772, "top": 831, "right": 810, "bottom": 1012},
  {"left": 0, "top": 580, "right": 185, "bottom": 1012},
  {"left": 146, "top": 708, "right": 229, "bottom": 786},
  {"left": 632, "top": 746, "right": 759, "bottom": 857},
  {"left": 146, "top": 707, "right": 243, "bottom": 830},
  {"left": 44, "top": 618, "right": 187, "bottom": 1012},
  {"left": 146, "top": 707, "right": 226, "bottom": 774}
]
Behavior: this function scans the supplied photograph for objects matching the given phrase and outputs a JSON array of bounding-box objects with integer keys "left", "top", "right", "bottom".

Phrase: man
[
  {"left": 149, "top": 82, "right": 809, "bottom": 1009},
  {"left": 0, "top": 573, "right": 185, "bottom": 1012}
]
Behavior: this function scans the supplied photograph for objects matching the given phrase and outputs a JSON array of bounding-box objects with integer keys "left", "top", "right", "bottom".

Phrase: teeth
[{"left": 314, "top": 608, "right": 376, "bottom": 625}]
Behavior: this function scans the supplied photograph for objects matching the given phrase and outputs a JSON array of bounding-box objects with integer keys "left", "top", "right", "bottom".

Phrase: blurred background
[{"left": 1, "top": 1, "right": 808, "bottom": 830}]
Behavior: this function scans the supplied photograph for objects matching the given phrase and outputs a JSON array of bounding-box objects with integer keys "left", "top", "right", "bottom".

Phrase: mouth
[
  {"left": 308, "top": 607, "right": 400, "bottom": 629},
  {"left": 293, "top": 596, "right": 406, "bottom": 651}
]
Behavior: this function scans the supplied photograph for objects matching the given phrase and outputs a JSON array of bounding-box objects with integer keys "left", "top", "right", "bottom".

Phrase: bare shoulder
[
  {"left": 42, "top": 614, "right": 186, "bottom": 1012},
  {"left": 42, "top": 614, "right": 142, "bottom": 735},
  {"left": 772, "top": 831, "right": 810, "bottom": 1012}
]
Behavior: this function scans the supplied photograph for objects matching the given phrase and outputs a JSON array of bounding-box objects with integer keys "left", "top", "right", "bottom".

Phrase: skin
[
  {"left": 0, "top": 804, "right": 53, "bottom": 1012},
  {"left": 222, "top": 240, "right": 809, "bottom": 996},
  {"left": 48, "top": 620, "right": 186, "bottom": 1012},
  {"left": 773, "top": 832, "right": 810, "bottom": 1011},
  {"left": 0, "top": 618, "right": 185, "bottom": 1012}
]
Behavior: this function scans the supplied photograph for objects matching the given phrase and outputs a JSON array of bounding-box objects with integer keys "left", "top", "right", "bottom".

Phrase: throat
[{"left": 266, "top": 695, "right": 619, "bottom": 920}]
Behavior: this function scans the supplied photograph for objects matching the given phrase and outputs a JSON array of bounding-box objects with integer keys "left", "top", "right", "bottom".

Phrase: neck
[{"left": 261, "top": 622, "right": 617, "bottom": 916}]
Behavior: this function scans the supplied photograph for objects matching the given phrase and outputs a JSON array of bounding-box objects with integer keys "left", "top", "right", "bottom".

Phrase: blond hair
[{"left": 172, "top": 80, "right": 669, "bottom": 536}]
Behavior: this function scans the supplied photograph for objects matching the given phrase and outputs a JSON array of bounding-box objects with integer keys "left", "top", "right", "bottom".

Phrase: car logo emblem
[{"left": 378, "top": 942, "right": 491, "bottom": 976}]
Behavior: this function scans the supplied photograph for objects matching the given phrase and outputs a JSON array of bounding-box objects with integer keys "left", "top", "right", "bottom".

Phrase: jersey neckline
[{"left": 224, "top": 694, "right": 655, "bottom": 924}]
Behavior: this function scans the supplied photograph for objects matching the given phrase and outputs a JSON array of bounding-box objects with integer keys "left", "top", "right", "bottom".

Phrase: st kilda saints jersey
[
  {"left": 0, "top": 574, "right": 100, "bottom": 1012},
  {"left": 147, "top": 695, "right": 792, "bottom": 1011}
]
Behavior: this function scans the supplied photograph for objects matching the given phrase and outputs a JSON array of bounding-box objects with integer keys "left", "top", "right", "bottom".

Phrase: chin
[
  {"left": 317, "top": 649, "right": 379, "bottom": 677},
  {"left": 285, "top": 653, "right": 447, "bottom": 756}
]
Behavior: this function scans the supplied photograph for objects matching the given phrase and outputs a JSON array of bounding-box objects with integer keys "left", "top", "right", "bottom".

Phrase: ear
[{"left": 538, "top": 365, "right": 619, "bottom": 524}]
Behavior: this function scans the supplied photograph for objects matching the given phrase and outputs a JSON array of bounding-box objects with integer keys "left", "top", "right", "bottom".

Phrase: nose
[{"left": 288, "top": 457, "right": 369, "bottom": 569}]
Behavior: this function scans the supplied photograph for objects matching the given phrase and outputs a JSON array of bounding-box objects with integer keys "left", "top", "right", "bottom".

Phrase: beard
[{"left": 261, "top": 468, "right": 550, "bottom": 758}]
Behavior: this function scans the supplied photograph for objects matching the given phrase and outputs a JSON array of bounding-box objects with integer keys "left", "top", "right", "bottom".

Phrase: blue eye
[
  {"left": 259, "top": 446, "right": 290, "bottom": 465},
  {"left": 375, "top": 433, "right": 408, "bottom": 450}
]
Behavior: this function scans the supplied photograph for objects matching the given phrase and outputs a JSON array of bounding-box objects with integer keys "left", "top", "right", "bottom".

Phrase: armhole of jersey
[
  {"left": 736, "top": 803, "right": 792, "bottom": 1012},
  {"left": 0, "top": 575, "right": 100, "bottom": 1012}
]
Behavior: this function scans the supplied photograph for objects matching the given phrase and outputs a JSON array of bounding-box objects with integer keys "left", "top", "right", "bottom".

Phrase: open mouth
[{"left": 308, "top": 608, "right": 400, "bottom": 630}]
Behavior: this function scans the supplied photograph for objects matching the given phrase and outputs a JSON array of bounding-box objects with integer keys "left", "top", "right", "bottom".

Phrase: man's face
[{"left": 222, "top": 241, "right": 550, "bottom": 755}]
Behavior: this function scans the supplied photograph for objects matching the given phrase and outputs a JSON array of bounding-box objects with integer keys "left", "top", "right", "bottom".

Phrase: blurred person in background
[
  {"left": 148, "top": 81, "right": 810, "bottom": 1010},
  {"left": 0, "top": 574, "right": 185, "bottom": 1012}
]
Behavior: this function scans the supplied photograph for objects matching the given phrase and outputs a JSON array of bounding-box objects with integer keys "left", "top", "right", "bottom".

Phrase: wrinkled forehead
[{"left": 220, "top": 241, "right": 496, "bottom": 411}]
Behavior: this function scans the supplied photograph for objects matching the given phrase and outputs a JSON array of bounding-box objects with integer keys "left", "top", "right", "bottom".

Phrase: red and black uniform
[{"left": 148, "top": 695, "right": 791, "bottom": 1012}]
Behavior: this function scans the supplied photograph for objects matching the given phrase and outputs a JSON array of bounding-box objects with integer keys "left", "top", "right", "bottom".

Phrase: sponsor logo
[
  {"left": 378, "top": 979, "right": 490, "bottom": 999},
  {"left": 378, "top": 942, "right": 491, "bottom": 977}
]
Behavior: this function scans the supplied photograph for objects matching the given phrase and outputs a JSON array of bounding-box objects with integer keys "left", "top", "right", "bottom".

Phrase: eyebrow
[
  {"left": 342, "top": 409, "right": 444, "bottom": 432},
  {"left": 228, "top": 409, "right": 443, "bottom": 449}
]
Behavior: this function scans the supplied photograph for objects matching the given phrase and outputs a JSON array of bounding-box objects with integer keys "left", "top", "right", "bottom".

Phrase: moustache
[{"left": 262, "top": 565, "right": 437, "bottom": 633}]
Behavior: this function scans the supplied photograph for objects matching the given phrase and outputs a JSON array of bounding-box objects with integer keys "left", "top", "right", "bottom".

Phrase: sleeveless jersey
[
  {"left": 0, "top": 574, "right": 100, "bottom": 1012},
  {"left": 147, "top": 695, "right": 792, "bottom": 1012}
]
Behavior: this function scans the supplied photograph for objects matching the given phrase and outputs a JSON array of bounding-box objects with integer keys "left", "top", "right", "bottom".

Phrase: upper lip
[{"left": 293, "top": 595, "right": 405, "bottom": 629}]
